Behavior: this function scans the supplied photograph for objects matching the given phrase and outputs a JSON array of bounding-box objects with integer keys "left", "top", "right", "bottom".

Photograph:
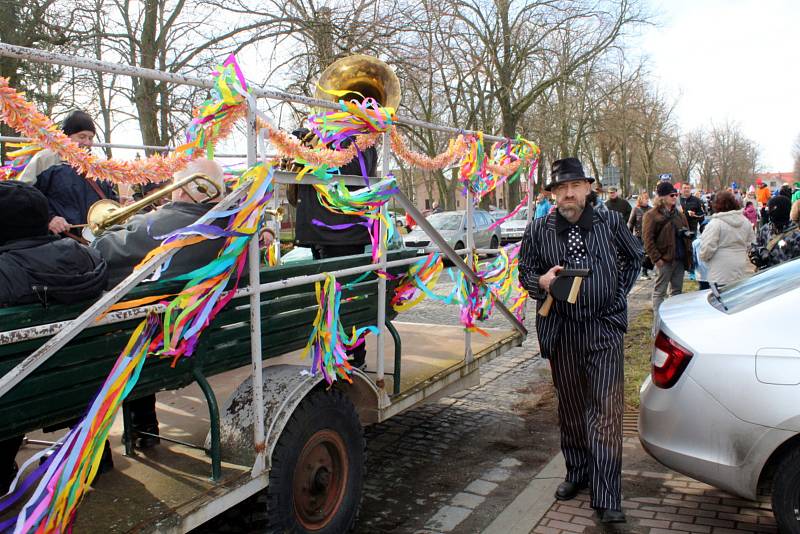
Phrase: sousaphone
[{"left": 315, "top": 55, "right": 401, "bottom": 109}]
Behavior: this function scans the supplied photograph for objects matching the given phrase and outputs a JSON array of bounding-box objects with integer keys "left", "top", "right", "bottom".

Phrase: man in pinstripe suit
[{"left": 519, "top": 157, "right": 643, "bottom": 524}]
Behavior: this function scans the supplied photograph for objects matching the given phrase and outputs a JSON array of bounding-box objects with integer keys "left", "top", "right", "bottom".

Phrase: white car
[
  {"left": 403, "top": 210, "right": 501, "bottom": 251},
  {"left": 639, "top": 258, "right": 800, "bottom": 532},
  {"left": 499, "top": 207, "right": 529, "bottom": 243}
]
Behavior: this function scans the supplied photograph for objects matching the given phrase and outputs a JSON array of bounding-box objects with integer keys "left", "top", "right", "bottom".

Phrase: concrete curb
[{"left": 481, "top": 453, "right": 566, "bottom": 534}]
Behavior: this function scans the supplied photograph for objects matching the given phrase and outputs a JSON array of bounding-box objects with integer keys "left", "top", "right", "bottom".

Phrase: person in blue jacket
[{"left": 534, "top": 192, "right": 552, "bottom": 218}]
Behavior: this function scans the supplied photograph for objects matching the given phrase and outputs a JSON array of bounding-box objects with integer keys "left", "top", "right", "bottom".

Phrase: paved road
[{"left": 355, "top": 280, "right": 557, "bottom": 533}]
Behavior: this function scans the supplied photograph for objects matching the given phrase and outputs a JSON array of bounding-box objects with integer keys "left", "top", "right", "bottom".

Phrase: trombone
[{"left": 82, "top": 173, "right": 223, "bottom": 242}]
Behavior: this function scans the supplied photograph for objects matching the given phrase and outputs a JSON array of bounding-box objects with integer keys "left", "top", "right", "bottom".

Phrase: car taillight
[{"left": 652, "top": 331, "right": 693, "bottom": 388}]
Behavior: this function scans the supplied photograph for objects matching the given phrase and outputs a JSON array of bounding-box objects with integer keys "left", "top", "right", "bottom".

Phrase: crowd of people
[{"left": 528, "top": 173, "right": 800, "bottom": 311}]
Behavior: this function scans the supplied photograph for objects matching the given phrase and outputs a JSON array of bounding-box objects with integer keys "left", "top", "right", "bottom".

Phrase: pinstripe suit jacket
[{"left": 518, "top": 206, "right": 643, "bottom": 359}]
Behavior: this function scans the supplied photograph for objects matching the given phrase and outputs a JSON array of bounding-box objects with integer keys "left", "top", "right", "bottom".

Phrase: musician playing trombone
[
  {"left": 90, "top": 157, "right": 227, "bottom": 450},
  {"left": 18, "top": 110, "right": 118, "bottom": 241}
]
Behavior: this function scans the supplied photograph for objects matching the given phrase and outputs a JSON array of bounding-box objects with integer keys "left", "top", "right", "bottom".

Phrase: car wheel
[
  {"left": 265, "top": 388, "right": 364, "bottom": 533},
  {"left": 772, "top": 447, "right": 800, "bottom": 533},
  {"left": 490, "top": 236, "right": 499, "bottom": 249}
]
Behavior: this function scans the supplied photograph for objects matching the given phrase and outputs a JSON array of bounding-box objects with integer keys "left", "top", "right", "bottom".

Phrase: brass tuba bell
[{"left": 315, "top": 55, "right": 401, "bottom": 109}]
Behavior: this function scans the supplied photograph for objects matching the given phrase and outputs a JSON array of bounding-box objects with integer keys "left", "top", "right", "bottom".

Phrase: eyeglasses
[{"left": 669, "top": 193, "right": 679, "bottom": 198}]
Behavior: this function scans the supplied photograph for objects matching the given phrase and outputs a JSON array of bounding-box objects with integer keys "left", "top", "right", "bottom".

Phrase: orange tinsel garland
[
  {"left": 486, "top": 159, "right": 522, "bottom": 177},
  {"left": 0, "top": 77, "right": 245, "bottom": 184},
  {"left": 390, "top": 128, "right": 469, "bottom": 170},
  {"left": 258, "top": 117, "right": 379, "bottom": 168}
]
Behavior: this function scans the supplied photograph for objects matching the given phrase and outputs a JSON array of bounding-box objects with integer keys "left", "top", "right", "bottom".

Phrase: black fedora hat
[{"left": 544, "top": 157, "right": 595, "bottom": 191}]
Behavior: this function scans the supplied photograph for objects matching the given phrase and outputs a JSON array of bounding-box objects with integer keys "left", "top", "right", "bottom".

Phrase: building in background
[{"left": 752, "top": 172, "right": 793, "bottom": 190}]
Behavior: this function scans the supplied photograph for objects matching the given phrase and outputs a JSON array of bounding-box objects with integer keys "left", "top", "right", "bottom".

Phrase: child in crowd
[{"left": 743, "top": 201, "right": 758, "bottom": 228}]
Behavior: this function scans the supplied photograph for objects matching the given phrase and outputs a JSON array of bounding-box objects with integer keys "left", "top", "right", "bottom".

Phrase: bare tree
[
  {"left": 442, "top": 0, "right": 644, "bottom": 205},
  {"left": 0, "top": 0, "right": 80, "bottom": 158},
  {"left": 670, "top": 129, "right": 703, "bottom": 184},
  {"left": 793, "top": 133, "right": 800, "bottom": 180}
]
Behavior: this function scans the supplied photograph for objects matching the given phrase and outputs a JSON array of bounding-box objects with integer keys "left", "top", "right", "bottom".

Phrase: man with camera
[{"left": 642, "top": 182, "right": 694, "bottom": 312}]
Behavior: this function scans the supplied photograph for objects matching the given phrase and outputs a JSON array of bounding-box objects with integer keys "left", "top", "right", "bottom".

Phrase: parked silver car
[
  {"left": 499, "top": 207, "right": 529, "bottom": 243},
  {"left": 639, "top": 258, "right": 800, "bottom": 532},
  {"left": 403, "top": 210, "right": 501, "bottom": 251}
]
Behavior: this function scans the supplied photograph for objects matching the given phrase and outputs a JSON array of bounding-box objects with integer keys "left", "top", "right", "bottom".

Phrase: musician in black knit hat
[{"left": 18, "top": 110, "right": 118, "bottom": 241}]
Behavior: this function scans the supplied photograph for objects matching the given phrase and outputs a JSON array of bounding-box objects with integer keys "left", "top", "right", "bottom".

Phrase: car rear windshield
[
  {"left": 712, "top": 258, "right": 800, "bottom": 313},
  {"left": 428, "top": 213, "right": 463, "bottom": 231}
]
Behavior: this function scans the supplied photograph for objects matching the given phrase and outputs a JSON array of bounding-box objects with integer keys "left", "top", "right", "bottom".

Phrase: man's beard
[{"left": 557, "top": 198, "right": 585, "bottom": 223}]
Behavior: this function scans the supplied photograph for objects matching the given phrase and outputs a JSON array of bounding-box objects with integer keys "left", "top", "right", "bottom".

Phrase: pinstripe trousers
[{"left": 549, "top": 318, "right": 624, "bottom": 510}]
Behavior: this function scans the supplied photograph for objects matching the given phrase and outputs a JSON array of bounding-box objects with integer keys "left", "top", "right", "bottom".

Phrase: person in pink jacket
[{"left": 743, "top": 200, "right": 758, "bottom": 227}]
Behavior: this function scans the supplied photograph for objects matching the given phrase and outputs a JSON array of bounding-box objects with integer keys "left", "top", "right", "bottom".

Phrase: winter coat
[
  {"left": 294, "top": 147, "right": 377, "bottom": 247},
  {"left": 679, "top": 194, "right": 705, "bottom": 233},
  {"left": 698, "top": 210, "right": 754, "bottom": 285},
  {"left": 642, "top": 206, "right": 693, "bottom": 270},
  {"left": 0, "top": 236, "right": 107, "bottom": 306},
  {"left": 92, "top": 202, "right": 226, "bottom": 288},
  {"left": 32, "top": 161, "right": 118, "bottom": 225},
  {"left": 17, "top": 149, "right": 62, "bottom": 185},
  {"left": 748, "top": 221, "right": 800, "bottom": 270},
  {"left": 605, "top": 196, "right": 632, "bottom": 224},
  {"left": 743, "top": 204, "right": 758, "bottom": 226},
  {"left": 627, "top": 205, "right": 651, "bottom": 238}
]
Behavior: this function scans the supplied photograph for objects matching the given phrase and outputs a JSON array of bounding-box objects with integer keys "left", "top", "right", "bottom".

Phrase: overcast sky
[{"left": 638, "top": 0, "right": 800, "bottom": 172}]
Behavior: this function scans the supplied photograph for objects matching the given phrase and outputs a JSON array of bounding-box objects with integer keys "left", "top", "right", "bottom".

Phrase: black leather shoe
[
  {"left": 554, "top": 480, "right": 588, "bottom": 501},
  {"left": 596, "top": 508, "right": 626, "bottom": 523},
  {"left": 134, "top": 435, "right": 161, "bottom": 450}
]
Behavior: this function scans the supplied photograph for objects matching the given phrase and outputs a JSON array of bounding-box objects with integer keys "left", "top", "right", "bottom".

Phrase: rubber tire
[
  {"left": 265, "top": 388, "right": 364, "bottom": 534},
  {"left": 772, "top": 446, "right": 800, "bottom": 534},
  {"left": 490, "top": 236, "right": 499, "bottom": 249}
]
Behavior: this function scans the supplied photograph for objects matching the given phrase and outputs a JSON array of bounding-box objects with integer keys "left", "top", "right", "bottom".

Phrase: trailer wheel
[{"left": 265, "top": 388, "right": 364, "bottom": 533}]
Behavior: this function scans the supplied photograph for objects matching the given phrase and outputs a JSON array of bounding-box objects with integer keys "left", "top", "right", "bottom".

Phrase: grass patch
[
  {"left": 624, "top": 307, "right": 654, "bottom": 410},
  {"left": 623, "top": 280, "right": 699, "bottom": 409}
]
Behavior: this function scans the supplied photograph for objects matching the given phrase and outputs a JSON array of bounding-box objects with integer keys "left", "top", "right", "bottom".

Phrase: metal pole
[
  {"left": 375, "top": 132, "right": 389, "bottom": 386},
  {"left": 392, "top": 191, "right": 527, "bottom": 337},
  {"left": 0, "top": 136, "right": 248, "bottom": 158},
  {"left": 0, "top": 254, "right": 429, "bottom": 346},
  {"left": 464, "top": 189, "right": 474, "bottom": 363},
  {"left": 246, "top": 105, "right": 267, "bottom": 476},
  {"left": 0, "top": 43, "right": 518, "bottom": 145},
  {"left": 526, "top": 181, "right": 534, "bottom": 226}
]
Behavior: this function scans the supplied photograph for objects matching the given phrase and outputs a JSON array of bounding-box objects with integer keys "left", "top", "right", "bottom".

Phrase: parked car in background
[
  {"left": 639, "top": 258, "right": 800, "bottom": 533},
  {"left": 403, "top": 210, "right": 501, "bottom": 251},
  {"left": 499, "top": 207, "right": 529, "bottom": 243},
  {"left": 489, "top": 209, "right": 508, "bottom": 222}
]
